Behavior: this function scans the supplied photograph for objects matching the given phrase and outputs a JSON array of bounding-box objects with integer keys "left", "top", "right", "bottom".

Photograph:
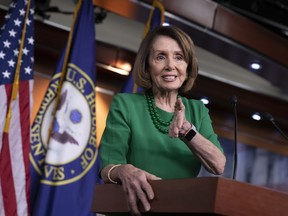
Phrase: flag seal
[{"left": 30, "top": 63, "right": 97, "bottom": 186}]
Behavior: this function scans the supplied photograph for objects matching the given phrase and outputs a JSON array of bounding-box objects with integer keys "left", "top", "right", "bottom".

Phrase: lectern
[{"left": 91, "top": 177, "right": 288, "bottom": 215}]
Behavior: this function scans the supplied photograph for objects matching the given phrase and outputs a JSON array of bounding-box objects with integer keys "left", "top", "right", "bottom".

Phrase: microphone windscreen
[
  {"left": 265, "top": 112, "right": 275, "bottom": 122},
  {"left": 231, "top": 95, "right": 237, "bottom": 105}
]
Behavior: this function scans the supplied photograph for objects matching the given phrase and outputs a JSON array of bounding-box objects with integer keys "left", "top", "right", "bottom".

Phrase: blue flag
[
  {"left": 121, "top": 0, "right": 164, "bottom": 93},
  {"left": 30, "top": 0, "right": 101, "bottom": 215},
  {"left": 120, "top": 72, "right": 139, "bottom": 93}
]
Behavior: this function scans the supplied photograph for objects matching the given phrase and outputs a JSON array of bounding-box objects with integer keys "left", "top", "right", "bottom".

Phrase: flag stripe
[
  {"left": 1, "top": 133, "right": 17, "bottom": 215},
  {"left": 0, "top": 183, "right": 4, "bottom": 216},
  {"left": 8, "top": 82, "right": 29, "bottom": 215},
  {"left": 0, "top": 85, "right": 8, "bottom": 151},
  {"left": 19, "top": 80, "right": 31, "bottom": 215},
  {"left": 1, "top": 85, "right": 17, "bottom": 216},
  {"left": 8, "top": 94, "right": 24, "bottom": 215},
  {"left": 0, "top": 85, "right": 8, "bottom": 216}
]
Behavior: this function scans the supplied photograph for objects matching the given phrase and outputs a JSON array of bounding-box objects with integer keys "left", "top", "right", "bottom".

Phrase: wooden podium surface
[{"left": 91, "top": 177, "right": 288, "bottom": 215}]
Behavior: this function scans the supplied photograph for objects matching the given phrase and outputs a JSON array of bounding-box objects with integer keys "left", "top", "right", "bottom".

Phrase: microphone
[
  {"left": 231, "top": 95, "right": 238, "bottom": 180},
  {"left": 265, "top": 112, "right": 288, "bottom": 141}
]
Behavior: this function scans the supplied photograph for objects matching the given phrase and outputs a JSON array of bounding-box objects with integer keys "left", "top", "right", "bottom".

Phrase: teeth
[{"left": 162, "top": 75, "right": 176, "bottom": 81}]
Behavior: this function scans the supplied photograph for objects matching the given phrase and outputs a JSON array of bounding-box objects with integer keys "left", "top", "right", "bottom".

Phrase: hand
[
  {"left": 169, "top": 98, "right": 191, "bottom": 138},
  {"left": 117, "top": 164, "right": 161, "bottom": 215}
]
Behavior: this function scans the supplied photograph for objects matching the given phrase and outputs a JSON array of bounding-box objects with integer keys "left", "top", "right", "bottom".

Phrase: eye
[
  {"left": 155, "top": 53, "right": 166, "bottom": 61},
  {"left": 175, "top": 54, "right": 184, "bottom": 61}
]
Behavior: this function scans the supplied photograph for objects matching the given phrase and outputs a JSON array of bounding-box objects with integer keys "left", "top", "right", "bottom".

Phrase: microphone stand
[
  {"left": 265, "top": 112, "right": 288, "bottom": 141},
  {"left": 231, "top": 96, "right": 238, "bottom": 180}
]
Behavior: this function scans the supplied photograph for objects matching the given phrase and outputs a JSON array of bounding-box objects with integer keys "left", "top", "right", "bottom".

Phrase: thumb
[{"left": 144, "top": 171, "right": 162, "bottom": 181}]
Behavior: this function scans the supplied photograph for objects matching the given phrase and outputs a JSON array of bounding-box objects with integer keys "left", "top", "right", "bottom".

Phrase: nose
[
  {"left": 164, "top": 66, "right": 174, "bottom": 71},
  {"left": 164, "top": 57, "right": 175, "bottom": 71}
]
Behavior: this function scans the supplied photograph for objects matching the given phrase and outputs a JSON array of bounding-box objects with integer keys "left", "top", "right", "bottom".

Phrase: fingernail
[{"left": 145, "top": 205, "right": 151, "bottom": 211}]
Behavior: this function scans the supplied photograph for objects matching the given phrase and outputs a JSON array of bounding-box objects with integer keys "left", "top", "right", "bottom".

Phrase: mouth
[{"left": 162, "top": 75, "right": 177, "bottom": 81}]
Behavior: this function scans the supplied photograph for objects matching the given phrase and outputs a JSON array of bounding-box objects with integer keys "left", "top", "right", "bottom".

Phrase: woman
[{"left": 99, "top": 26, "right": 226, "bottom": 215}]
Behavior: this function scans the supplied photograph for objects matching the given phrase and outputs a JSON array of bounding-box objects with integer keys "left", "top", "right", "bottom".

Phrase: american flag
[{"left": 0, "top": 0, "right": 34, "bottom": 215}]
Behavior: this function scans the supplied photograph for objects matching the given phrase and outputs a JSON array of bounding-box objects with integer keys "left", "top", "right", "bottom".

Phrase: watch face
[{"left": 185, "top": 129, "right": 196, "bottom": 141}]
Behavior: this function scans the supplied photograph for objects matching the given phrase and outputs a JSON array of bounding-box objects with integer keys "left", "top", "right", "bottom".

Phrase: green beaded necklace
[{"left": 145, "top": 91, "right": 175, "bottom": 134}]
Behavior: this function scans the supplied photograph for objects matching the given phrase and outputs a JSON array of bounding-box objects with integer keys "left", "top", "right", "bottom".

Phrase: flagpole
[{"left": 4, "top": 0, "right": 31, "bottom": 133}]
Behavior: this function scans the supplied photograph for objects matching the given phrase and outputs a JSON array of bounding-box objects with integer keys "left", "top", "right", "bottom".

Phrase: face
[{"left": 148, "top": 35, "right": 188, "bottom": 93}]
